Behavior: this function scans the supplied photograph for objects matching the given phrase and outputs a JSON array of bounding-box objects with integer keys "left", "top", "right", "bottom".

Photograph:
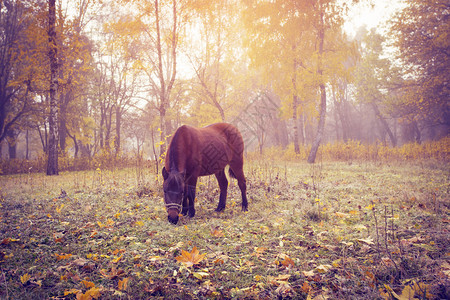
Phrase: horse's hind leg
[
  {"left": 230, "top": 165, "right": 248, "bottom": 211},
  {"left": 215, "top": 169, "right": 228, "bottom": 212}
]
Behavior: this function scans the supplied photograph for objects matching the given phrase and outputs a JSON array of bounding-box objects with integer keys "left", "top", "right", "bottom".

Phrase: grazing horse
[{"left": 162, "top": 123, "right": 248, "bottom": 224}]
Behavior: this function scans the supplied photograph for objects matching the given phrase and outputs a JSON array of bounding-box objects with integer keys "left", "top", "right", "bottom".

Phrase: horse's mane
[{"left": 167, "top": 125, "right": 189, "bottom": 172}]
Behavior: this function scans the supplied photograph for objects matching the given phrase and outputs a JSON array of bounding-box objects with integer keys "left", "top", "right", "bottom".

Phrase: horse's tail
[{"left": 228, "top": 167, "right": 237, "bottom": 179}]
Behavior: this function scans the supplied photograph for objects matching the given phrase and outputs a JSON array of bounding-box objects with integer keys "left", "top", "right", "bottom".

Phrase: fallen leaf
[
  {"left": 175, "top": 246, "right": 206, "bottom": 268},
  {"left": 55, "top": 253, "right": 72, "bottom": 261},
  {"left": 357, "top": 237, "right": 374, "bottom": 245},
  {"left": 20, "top": 273, "right": 31, "bottom": 285},
  {"left": 112, "top": 254, "right": 123, "bottom": 263},
  {"left": 281, "top": 255, "right": 295, "bottom": 268},
  {"left": 275, "top": 282, "right": 293, "bottom": 296},
  {"left": 303, "top": 270, "right": 315, "bottom": 277},
  {"left": 335, "top": 212, "right": 350, "bottom": 218},
  {"left": 1, "top": 238, "right": 20, "bottom": 245},
  {"left": 211, "top": 228, "right": 224, "bottom": 237},
  {"left": 79, "top": 286, "right": 101, "bottom": 300},
  {"left": 315, "top": 264, "right": 332, "bottom": 273},
  {"left": 301, "top": 281, "right": 311, "bottom": 293},
  {"left": 64, "top": 288, "right": 81, "bottom": 296},
  {"left": 100, "top": 266, "right": 126, "bottom": 280},
  {"left": 81, "top": 280, "right": 95, "bottom": 288},
  {"left": 118, "top": 278, "right": 129, "bottom": 291},
  {"left": 192, "top": 271, "right": 209, "bottom": 280}
]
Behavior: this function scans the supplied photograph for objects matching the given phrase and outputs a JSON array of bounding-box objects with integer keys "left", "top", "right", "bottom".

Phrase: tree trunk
[
  {"left": 370, "top": 102, "right": 397, "bottom": 147},
  {"left": 6, "top": 129, "right": 17, "bottom": 159},
  {"left": 154, "top": 0, "right": 177, "bottom": 156},
  {"left": 66, "top": 127, "right": 78, "bottom": 158},
  {"left": 308, "top": 11, "right": 326, "bottom": 164},
  {"left": 26, "top": 129, "right": 29, "bottom": 160},
  {"left": 59, "top": 90, "right": 71, "bottom": 154},
  {"left": 115, "top": 106, "right": 121, "bottom": 156},
  {"left": 47, "top": 0, "right": 58, "bottom": 175},
  {"left": 291, "top": 51, "right": 300, "bottom": 154},
  {"left": 298, "top": 113, "right": 305, "bottom": 145}
]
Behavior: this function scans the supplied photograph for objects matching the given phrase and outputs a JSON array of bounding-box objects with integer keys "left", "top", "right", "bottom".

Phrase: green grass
[{"left": 0, "top": 160, "right": 448, "bottom": 299}]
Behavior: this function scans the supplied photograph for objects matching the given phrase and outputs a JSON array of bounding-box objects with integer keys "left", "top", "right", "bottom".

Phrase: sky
[{"left": 343, "top": 0, "right": 406, "bottom": 38}]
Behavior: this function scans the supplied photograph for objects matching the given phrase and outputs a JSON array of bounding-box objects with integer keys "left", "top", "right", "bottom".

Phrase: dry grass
[{"left": 0, "top": 159, "right": 448, "bottom": 299}]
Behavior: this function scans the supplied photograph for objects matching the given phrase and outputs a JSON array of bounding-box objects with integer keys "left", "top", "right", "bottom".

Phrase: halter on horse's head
[{"left": 162, "top": 167, "right": 185, "bottom": 224}]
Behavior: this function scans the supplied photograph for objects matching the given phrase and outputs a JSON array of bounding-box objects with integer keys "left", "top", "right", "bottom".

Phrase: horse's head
[{"left": 162, "top": 167, "right": 185, "bottom": 224}]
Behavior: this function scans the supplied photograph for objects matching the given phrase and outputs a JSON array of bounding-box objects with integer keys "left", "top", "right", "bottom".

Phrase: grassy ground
[{"left": 0, "top": 159, "right": 448, "bottom": 299}]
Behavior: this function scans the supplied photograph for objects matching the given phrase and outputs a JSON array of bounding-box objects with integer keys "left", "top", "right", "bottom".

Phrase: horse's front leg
[
  {"left": 215, "top": 169, "right": 228, "bottom": 212},
  {"left": 185, "top": 176, "right": 198, "bottom": 218},
  {"left": 181, "top": 189, "right": 189, "bottom": 216}
]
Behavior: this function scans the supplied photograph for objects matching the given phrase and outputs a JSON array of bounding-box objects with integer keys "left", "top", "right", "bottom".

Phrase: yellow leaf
[
  {"left": 335, "top": 212, "right": 350, "bottom": 218},
  {"left": 365, "top": 204, "right": 374, "bottom": 210},
  {"left": 211, "top": 228, "right": 224, "bottom": 237},
  {"left": 64, "top": 289, "right": 81, "bottom": 296},
  {"left": 84, "top": 286, "right": 101, "bottom": 299},
  {"left": 315, "top": 264, "right": 332, "bottom": 273},
  {"left": 56, "top": 204, "right": 64, "bottom": 213},
  {"left": 112, "top": 254, "right": 123, "bottom": 263},
  {"left": 175, "top": 246, "right": 206, "bottom": 267},
  {"left": 97, "top": 221, "right": 105, "bottom": 228},
  {"left": 303, "top": 270, "right": 315, "bottom": 277},
  {"left": 398, "top": 285, "right": 415, "bottom": 300},
  {"left": 55, "top": 253, "right": 72, "bottom": 261},
  {"left": 384, "top": 284, "right": 401, "bottom": 299},
  {"left": 254, "top": 247, "right": 267, "bottom": 254},
  {"left": 192, "top": 271, "right": 209, "bottom": 280},
  {"left": 118, "top": 278, "right": 129, "bottom": 291},
  {"left": 357, "top": 237, "right": 375, "bottom": 245},
  {"left": 260, "top": 225, "right": 270, "bottom": 233},
  {"left": 1, "top": 238, "right": 20, "bottom": 245},
  {"left": 274, "top": 274, "right": 291, "bottom": 281},
  {"left": 301, "top": 281, "right": 311, "bottom": 293},
  {"left": 281, "top": 255, "right": 295, "bottom": 268},
  {"left": 133, "top": 254, "right": 142, "bottom": 261},
  {"left": 81, "top": 280, "right": 95, "bottom": 288},
  {"left": 332, "top": 259, "right": 341, "bottom": 267},
  {"left": 20, "top": 273, "right": 31, "bottom": 284},
  {"left": 149, "top": 256, "right": 162, "bottom": 262}
]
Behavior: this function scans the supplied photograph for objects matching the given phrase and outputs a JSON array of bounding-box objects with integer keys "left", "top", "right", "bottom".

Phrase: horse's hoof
[
  {"left": 242, "top": 206, "right": 248, "bottom": 212},
  {"left": 188, "top": 208, "right": 196, "bottom": 218},
  {"left": 215, "top": 207, "right": 225, "bottom": 212},
  {"left": 181, "top": 209, "right": 188, "bottom": 216}
]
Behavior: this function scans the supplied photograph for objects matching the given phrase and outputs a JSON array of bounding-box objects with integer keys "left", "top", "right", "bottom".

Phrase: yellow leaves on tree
[{"left": 175, "top": 246, "right": 206, "bottom": 268}]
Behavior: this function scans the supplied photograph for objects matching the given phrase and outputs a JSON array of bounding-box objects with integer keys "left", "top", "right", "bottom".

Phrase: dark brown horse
[{"left": 162, "top": 123, "right": 248, "bottom": 224}]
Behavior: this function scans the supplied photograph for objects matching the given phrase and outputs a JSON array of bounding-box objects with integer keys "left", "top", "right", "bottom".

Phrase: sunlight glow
[{"left": 343, "top": 0, "right": 406, "bottom": 37}]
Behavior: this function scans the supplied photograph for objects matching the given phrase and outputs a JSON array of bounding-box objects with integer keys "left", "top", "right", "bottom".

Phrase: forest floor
[{"left": 0, "top": 159, "right": 448, "bottom": 299}]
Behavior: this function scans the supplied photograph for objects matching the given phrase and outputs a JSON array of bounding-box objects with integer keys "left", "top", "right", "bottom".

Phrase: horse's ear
[{"left": 162, "top": 167, "right": 169, "bottom": 180}]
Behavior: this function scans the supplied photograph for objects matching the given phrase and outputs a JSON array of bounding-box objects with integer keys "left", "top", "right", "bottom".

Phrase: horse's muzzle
[
  {"left": 168, "top": 214, "right": 179, "bottom": 225},
  {"left": 167, "top": 208, "right": 179, "bottom": 225}
]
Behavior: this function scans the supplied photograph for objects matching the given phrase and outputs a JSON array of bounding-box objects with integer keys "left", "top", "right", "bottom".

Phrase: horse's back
[{"left": 202, "top": 123, "right": 244, "bottom": 154}]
